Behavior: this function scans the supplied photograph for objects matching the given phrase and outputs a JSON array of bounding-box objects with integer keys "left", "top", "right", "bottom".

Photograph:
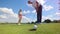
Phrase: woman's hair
[
  {"left": 18, "top": 9, "right": 22, "bottom": 14},
  {"left": 19, "top": 9, "right": 22, "bottom": 12}
]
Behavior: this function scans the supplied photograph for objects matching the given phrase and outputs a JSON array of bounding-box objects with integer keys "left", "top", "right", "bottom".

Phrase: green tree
[
  {"left": 31, "top": 21, "right": 35, "bottom": 24},
  {"left": 44, "top": 19, "right": 51, "bottom": 23}
]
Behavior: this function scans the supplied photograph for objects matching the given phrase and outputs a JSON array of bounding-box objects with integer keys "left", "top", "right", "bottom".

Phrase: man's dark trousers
[{"left": 36, "top": 5, "right": 42, "bottom": 23}]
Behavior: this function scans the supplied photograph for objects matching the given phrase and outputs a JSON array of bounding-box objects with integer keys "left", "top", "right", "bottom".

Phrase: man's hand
[{"left": 28, "top": 1, "right": 32, "bottom": 4}]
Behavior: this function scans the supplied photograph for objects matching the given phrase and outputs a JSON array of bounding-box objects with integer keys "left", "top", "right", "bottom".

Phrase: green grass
[{"left": 0, "top": 23, "right": 60, "bottom": 34}]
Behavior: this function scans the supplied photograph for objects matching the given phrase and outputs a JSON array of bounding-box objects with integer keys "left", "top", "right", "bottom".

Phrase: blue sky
[{"left": 0, "top": 0, "right": 60, "bottom": 23}]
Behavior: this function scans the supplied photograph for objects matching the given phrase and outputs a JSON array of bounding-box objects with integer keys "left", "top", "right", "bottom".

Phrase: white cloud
[
  {"left": 24, "top": 10, "right": 36, "bottom": 14},
  {"left": 52, "top": 17, "right": 60, "bottom": 20},
  {"left": 32, "top": 10, "right": 36, "bottom": 13},
  {"left": 0, "top": 8, "right": 17, "bottom": 18},
  {"left": 43, "top": 5, "right": 53, "bottom": 11},
  {"left": 42, "top": 16, "right": 53, "bottom": 21},
  {"left": 42, "top": 14, "right": 60, "bottom": 22},
  {"left": 26, "top": 3, "right": 33, "bottom": 8},
  {"left": 55, "top": 12, "right": 60, "bottom": 16},
  {"left": 0, "top": 8, "right": 31, "bottom": 23},
  {"left": 42, "top": 15, "right": 55, "bottom": 21},
  {"left": 23, "top": 10, "right": 31, "bottom": 14},
  {"left": 0, "top": 8, "right": 14, "bottom": 15},
  {"left": 0, "top": 14, "right": 7, "bottom": 18},
  {"left": 23, "top": 10, "right": 36, "bottom": 14},
  {"left": 32, "top": 19, "right": 37, "bottom": 22}
]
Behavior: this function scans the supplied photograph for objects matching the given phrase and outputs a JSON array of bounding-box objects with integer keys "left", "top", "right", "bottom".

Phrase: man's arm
[{"left": 34, "top": 1, "right": 39, "bottom": 11}]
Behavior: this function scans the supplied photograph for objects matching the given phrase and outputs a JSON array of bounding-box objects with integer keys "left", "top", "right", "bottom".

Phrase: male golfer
[{"left": 28, "top": 0, "right": 42, "bottom": 23}]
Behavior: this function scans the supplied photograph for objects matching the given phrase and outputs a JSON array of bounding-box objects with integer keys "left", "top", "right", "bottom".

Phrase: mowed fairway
[{"left": 0, "top": 23, "right": 60, "bottom": 34}]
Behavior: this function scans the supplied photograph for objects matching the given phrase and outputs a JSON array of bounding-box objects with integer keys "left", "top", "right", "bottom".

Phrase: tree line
[{"left": 31, "top": 19, "right": 60, "bottom": 24}]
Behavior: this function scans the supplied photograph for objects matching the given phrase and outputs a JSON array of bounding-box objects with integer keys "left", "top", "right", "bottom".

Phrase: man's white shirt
[{"left": 29, "top": 0, "right": 41, "bottom": 8}]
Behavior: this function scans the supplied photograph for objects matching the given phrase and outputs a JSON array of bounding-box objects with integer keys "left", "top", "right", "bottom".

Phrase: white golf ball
[
  {"left": 18, "top": 23, "right": 21, "bottom": 25},
  {"left": 34, "top": 25, "right": 37, "bottom": 29}
]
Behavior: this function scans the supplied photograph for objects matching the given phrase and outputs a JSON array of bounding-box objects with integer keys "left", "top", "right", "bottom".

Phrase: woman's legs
[{"left": 18, "top": 18, "right": 21, "bottom": 25}]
